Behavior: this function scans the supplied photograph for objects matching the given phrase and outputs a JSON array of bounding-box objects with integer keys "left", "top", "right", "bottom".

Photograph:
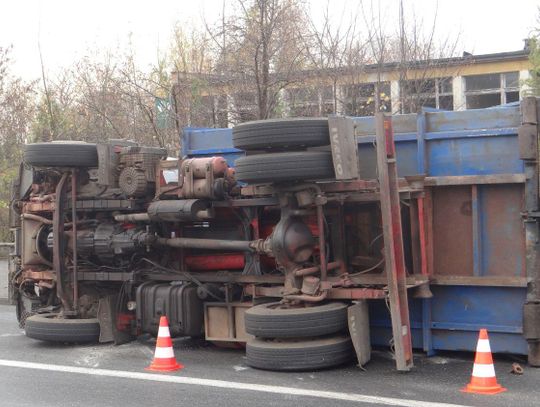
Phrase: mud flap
[
  {"left": 97, "top": 295, "right": 134, "bottom": 345},
  {"left": 348, "top": 301, "right": 371, "bottom": 367}
]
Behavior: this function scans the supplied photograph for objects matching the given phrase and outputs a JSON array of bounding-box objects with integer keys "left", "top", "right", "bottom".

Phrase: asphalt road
[{"left": 0, "top": 304, "right": 539, "bottom": 407}]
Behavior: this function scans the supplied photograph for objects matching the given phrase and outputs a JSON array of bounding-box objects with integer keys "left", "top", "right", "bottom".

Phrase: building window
[
  {"left": 288, "top": 87, "right": 320, "bottom": 116},
  {"left": 400, "top": 77, "right": 453, "bottom": 113},
  {"left": 320, "top": 86, "right": 335, "bottom": 115},
  {"left": 287, "top": 86, "right": 335, "bottom": 117},
  {"left": 231, "top": 92, "right": 258, "bottom": 123},
  {"left": 343, "top": 82, "right": 391, "bottom": 116},
  {"left": 464, "top": 72, "right": 519, "bottom": 109}
]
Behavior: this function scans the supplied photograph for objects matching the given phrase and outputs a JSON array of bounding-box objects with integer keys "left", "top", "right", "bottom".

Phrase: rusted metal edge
[
  {"left": 213, "top": 197, "right": 279, "bottom": 207},
  {"left": 239, "top": 175, "right": 525, "bottom": 202},
  {"left": 375, "top": 113, "right": 413, "bottom": 371},
  {"left": 431, "top": 275, "right": 527, "bottom": 287},
  {"left": 424, "top": 174, "right": 526, "bottom": 186},
  {"left": 245, "top": 285, "right": 387, "bottom": 300},
  {"left": 77, "top": 271, "right": 526, "bottom": 289}
]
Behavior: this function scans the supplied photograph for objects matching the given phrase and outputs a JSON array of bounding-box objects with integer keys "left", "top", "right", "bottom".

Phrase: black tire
[
  {"left": 246, "top": 335, "right": 354, "bottom": 371},
  {"left": 234, "top": 151, "right": 335, "bottom": 184},
  {"left": 233, "top": 118, "right": 330, "bottom": 151},
  {"left": 25, "top": 313, "right": 100, "bottom": 343},
  {"left": 24, "top": 142, "right": 99, "bottom": 167},
  {"left": 245, "top": 301, "right": 348, "bottom": 338}
]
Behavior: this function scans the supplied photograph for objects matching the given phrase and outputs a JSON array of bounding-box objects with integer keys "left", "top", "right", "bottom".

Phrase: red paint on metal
[
  {"left": 327, "top": 288, "right": 387, "bottom": 300},
  {"left": 159, "top": 172, "right": 167, "bottom": 186},
  {"left": 384, "top": 119, "right": 395, "bottom": 157},
  {"left": 185, "top": 254, "right": 245, "bottom": 270},
  {"left": 116, "top": 313, "right": 134, "bottom": 331}
]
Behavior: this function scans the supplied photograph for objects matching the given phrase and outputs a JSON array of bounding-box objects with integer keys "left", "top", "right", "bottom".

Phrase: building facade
[{"left": 171, "top": 49, "right": 531, "bottom": 128}]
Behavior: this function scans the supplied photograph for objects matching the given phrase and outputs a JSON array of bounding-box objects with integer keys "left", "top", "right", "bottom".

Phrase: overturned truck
[{"left": 9, "top": 99, "right": 540, "bottom": 372}]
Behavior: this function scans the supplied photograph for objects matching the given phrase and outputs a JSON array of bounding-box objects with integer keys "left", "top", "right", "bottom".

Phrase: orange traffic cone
[
  {"left": 146, "top": 316, "right": 183, "bottom": 372},
  {"left": 461, "top": 329, "right": 506, "bottom": 395}
]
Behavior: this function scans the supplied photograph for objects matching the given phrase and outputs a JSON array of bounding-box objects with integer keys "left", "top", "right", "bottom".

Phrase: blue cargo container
[{"left": 181, "top": 102, "right": 535, "bottom": 357}]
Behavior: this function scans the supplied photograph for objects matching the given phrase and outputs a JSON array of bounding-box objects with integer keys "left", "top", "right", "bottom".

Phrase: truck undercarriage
[
  {"left": 12, "top": 104, "right": 540, "bottom": 372},
  {"left": 10, "top": 117, "right": 412, "bottom": 371}
]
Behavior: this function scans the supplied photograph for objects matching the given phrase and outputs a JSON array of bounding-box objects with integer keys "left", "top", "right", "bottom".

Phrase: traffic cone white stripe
[
  {"left": 472, "top": 363, "right": 496, "bottom": 378},
  {"left": 476, "top": 339, "right": 491, "bottom": 353},
  {"left": 158, "top": 326, "right": 171, "bottom": 338},
  {"left": 154, "top": 346, "right": 175, "bottom": 359}
]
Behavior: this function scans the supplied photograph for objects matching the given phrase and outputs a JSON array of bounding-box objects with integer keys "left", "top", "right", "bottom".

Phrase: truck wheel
[
  {"left": 25, "top": 313, "right": 100, "bottom": 343},
  {"left": 245, "top": 301, "right": 348, "bottom": 338},
  {"left": 24, "top": 142, "right": 99, "bottom": 167},
  {"left": 233, "top": 118, "right": 330, "bottom": 151},
  {"left": 234, "top": 151, "right": 335, "bottom": 184},
  {"left": 246, "top": 335, "right": 353, "bottom": 371}
]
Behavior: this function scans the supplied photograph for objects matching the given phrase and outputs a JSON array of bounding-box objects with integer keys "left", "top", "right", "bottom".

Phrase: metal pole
[
  {"left": 156, "top": 237, "right": 256, "bottom": 252},
  {"left": 52, "top": 173, "right": 70, "bottom": 311},
  {"left": 316, "top": 203, "right": 328, "bottom": 281},
  {"left": 71, "top": 169, "right": 79, "bottom": 313}
]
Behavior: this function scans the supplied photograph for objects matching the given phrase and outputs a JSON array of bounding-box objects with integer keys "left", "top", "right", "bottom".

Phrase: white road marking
[{"left": 0, "top": 359, "right": 471, "bottom": 407}]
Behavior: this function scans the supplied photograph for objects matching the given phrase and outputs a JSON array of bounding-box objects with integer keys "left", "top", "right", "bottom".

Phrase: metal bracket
[{"left": 328, "top": 116, "right": 360, "bottom": 180}]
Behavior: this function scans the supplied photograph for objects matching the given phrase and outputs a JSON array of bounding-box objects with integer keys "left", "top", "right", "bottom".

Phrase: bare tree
[
  {"left": 301, "top": 3, "right": 370, "bottom": 116},
  {"left": 361, "top": 0, "right": 462, "bottom": 114},
  {"left": 524, "top": 7, "right": 540, "bottom": 96},
  {"left": 170, "top": 24, "right": 218, "bottom": 128},
  {"left": 205, "top": 0, "right": 309, "bottom": 121},
  {"left": 0, "top": 47, "right": 36, "bottom": 240},
  {"left": 31, "top": 47, "right": 178, "bottom": 152}
]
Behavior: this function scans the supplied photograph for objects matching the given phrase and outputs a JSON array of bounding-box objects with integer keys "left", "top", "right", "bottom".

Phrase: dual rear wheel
[
  {"left": 233, "top": 118, "right": 335, "bottom": 184},
  {"left": 244, "top": 302, "right": 354, "bottom": 371}
]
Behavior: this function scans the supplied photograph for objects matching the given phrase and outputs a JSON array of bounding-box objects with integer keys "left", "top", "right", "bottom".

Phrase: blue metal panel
[
  {"left": 429, "top": 286, "right": 527, "bottom": 354},
  {"left": 427, "top": 135, "right": 523, "bottom": 176},
  {"left": 425, "top": 127, "right": 517, "bottom": 140},
  {"left": 355, "top": 106, "right": 523, "bottom": 177},
  {"left": 370, "top": 286, "right": 527, "bottom": 354},
  {"left": 181, "top": 127, "right": 244, "bottom": 167},
  {"left": 358, "top": 141, "right": 419, "bottom": 179},
  {"left": 369, "top": 299, "right": 425, "bottom": 350},
  {"left": 417, "top": 112, "right": 427, "bottom": 173}
]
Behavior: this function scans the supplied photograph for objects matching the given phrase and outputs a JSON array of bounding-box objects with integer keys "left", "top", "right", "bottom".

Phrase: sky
[{"left": 0, "top": 0, "right": 538, "bottom": 81}]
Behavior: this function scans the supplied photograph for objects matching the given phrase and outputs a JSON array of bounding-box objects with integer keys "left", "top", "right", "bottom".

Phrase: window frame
[
  {"left": 464, "top": 71, "right": 520, "bottom": 108},
  {"left": 399, "top": 77, "right": 454, "bottom": 113}
]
